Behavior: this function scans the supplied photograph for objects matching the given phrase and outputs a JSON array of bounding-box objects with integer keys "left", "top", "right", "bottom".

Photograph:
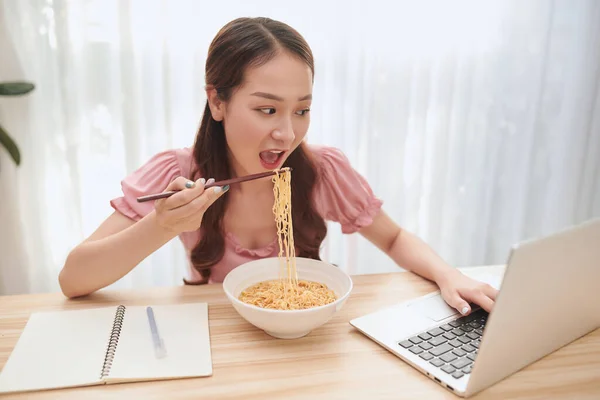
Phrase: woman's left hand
[{"left": 436, "top": 269, "right": 499, "bottom": 316}]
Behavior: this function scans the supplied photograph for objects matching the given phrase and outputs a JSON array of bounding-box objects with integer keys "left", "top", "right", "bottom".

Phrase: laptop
[{"left": 350, "top": 218, "right": 600, "bottom": 397}]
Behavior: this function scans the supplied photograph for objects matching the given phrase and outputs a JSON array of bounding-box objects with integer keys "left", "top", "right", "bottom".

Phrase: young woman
[{"left": 59, "top": 17, "right": 498, "bottom": 316}]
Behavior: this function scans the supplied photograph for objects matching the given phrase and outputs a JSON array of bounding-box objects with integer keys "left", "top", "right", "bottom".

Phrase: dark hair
[{"left": 185, "top": 17, "right": 327, "bottom": 284}]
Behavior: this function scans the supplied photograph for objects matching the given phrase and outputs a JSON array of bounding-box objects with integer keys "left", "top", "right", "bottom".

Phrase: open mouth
[{"left": 259, "top": 150, "right": 286, "bottom": 169}]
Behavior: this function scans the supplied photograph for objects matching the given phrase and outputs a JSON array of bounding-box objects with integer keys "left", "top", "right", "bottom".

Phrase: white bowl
[{"left": 222, "top": 257, "right": 353, "bottom": 339}]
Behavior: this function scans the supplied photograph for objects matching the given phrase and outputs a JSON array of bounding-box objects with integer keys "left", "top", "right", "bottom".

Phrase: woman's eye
[
  {"left": 258, "top": 108, "right": 310, "bottom": 115},
  {"left": 296, "top": 108, "right": 311, "bottom": 116}
]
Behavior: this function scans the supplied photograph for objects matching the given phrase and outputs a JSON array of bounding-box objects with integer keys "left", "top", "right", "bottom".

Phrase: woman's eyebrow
[{"left": 250, "top": 92, "right": 312, "bottom": 101}]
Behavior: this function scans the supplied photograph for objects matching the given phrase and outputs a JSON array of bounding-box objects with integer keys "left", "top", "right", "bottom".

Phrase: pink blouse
[{"left": 110, "top": 144, "right": 383, "bottom": 284}]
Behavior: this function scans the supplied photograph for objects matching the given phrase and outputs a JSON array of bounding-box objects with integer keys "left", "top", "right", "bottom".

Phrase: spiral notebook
[{"left": 0, "top": 302, "right": 212, "bottom": 394}]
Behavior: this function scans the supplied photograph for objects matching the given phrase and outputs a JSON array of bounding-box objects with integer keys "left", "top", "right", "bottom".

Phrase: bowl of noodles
[
  {"left": 223, "top": 256, "right": 353, "bottom": 339},
  {"left": 222, "top": 167, "right": 352, "bottom": 339}
]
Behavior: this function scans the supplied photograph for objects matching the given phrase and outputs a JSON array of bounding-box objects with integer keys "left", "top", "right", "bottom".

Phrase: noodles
[
  {"left": 238, "top": 279, "right": 337, "bottom": 310},
  {"left": 272, "top": 167, "right": 296, "bottom": 288},
  {"left": 238, "top": 168, "right": 337, "bottom": 310}
]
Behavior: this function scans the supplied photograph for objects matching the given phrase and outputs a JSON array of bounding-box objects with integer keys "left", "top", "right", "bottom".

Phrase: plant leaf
[
  {"left": 0, "top": 123, "right": 21, "bottom": 165},
  {"left": 0, "top": 81, "right": 35, "bottom": 96}
]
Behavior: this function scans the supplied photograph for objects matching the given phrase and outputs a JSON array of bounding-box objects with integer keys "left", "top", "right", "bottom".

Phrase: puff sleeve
[
  {"left": 110, "top": 150, "right": 184, "bottom": 221},
  {"left": 312, "top": 145, "right": 383, "bottom": 233}
]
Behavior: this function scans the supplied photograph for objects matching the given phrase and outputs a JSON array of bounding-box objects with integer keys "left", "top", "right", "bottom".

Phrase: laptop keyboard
[{"left": 397, "top": 308, "right": 488, "bottom": 380}]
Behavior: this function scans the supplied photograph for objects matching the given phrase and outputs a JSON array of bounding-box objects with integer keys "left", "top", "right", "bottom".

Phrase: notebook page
[
  {"left": 108, "top": 303, "right": 212, "bottom": 382},
  {"left": 0, "top": 306, "right": 117, "bottom": 393}
]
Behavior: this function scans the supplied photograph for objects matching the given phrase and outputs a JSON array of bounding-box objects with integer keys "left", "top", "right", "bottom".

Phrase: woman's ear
[{"left": 206, "top": 86, "right": 225, "bottom": 121}]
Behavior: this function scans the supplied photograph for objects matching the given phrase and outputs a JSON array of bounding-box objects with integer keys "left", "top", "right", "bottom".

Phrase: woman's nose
[{"left": 272, "top": 120, "right": 295, "bottom": 145}]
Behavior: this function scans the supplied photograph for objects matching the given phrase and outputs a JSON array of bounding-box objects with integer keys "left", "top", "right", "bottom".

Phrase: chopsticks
[{"left": 136, "top": 167, "right": 291, "bottom": 202}]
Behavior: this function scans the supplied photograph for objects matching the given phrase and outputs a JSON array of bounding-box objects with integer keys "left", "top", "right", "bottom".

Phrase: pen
[{"left": 146, "top": 306, "right": 167, "bottom": 359}]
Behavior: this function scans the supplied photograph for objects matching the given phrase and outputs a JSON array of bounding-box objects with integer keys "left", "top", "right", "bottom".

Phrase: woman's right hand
[{"left": 154, "top": 176, "right": 228, "bottom": 234}]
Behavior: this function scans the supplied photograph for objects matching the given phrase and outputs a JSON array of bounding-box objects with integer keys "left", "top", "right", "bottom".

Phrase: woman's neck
[
  {"left": 227, "top": 153, "right": 274, "bottom": 196},
  {"left": 233, "top": 178, "right": 273, "bottom": 196}
]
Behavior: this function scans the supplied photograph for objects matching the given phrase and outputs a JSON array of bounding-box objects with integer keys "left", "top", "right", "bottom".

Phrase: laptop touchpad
[{"left": 408, "top": 293, "right": 459, "bottom": 322}]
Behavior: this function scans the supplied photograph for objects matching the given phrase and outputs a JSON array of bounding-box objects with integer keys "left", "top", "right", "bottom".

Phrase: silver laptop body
[{"left": 350, "top": 218, "right": 600, "bottom": 397}]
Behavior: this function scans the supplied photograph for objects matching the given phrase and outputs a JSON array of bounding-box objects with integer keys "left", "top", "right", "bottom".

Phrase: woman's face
[{"left": 209, "top": 51, "right": 313, "bottom": 177}]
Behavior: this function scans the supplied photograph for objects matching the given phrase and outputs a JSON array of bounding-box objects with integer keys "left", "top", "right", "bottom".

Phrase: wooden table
[{"left": 0, "top": 266, "right": 598, "bottom": 399}]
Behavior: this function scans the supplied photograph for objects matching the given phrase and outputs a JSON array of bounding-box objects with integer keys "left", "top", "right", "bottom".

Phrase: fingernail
[
  {"left": 207, "top": 178, "right": 215, "bottom": 185},
  {"left": 185, "top": 181, "right": 195, "bottom": 189},
  {"left": 223, "top": 185, "right": 230, "bottom": 192},
  {"left": 213, "top": 186, "right": 222, "bottom": 194},
  {"left": 461, "top": 306, "right": 470, "bottom": 315},
  {"left": 198, "top": 178, "right": 206, "bottom": 186}
]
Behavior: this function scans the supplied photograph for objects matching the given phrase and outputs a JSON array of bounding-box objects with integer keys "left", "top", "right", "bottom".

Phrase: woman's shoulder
[
  {"left": 305, "top": 143, "right": 371, "bottom": 185},
  {"left": 305, "top": 143, "right": 346, "bottom": 166},
  {"left": 109, "top": 147, "right": 195, "bottom": 221},
  {"left": 304, "top": 143, "right": 383, "bottom": 233},
  {"left": 126, "top": 147, "right": 197, "bottom": 188},
  {"left": 160, "top": 147, "right": 196, "bottom": 176},
  {"left": 126, "top": 147, "right": 195, "bottom": 176}
]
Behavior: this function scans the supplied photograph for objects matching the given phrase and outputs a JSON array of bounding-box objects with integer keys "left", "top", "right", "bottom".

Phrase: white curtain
[{"left": 1, "top": 0, "right": 598, "bottom": 295}]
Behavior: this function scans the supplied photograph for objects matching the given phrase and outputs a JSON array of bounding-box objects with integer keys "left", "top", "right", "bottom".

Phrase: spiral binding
[{"left": 100, "top": 305, "right": 126, "bottom": 379}]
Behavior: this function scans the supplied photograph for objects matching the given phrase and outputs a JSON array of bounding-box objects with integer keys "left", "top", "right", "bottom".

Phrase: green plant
[{"left": 0, "top": 81, "right": 35, "bottom": 166}]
